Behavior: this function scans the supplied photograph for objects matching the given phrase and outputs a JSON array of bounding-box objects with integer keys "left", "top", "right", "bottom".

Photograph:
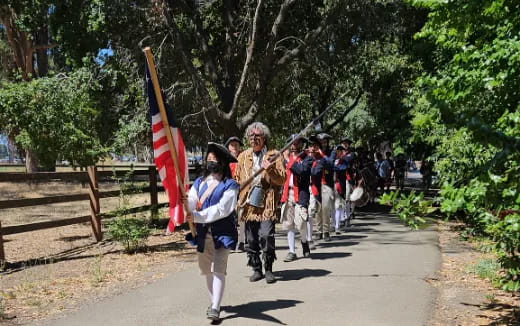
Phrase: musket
[{"left": 239, "top": 92, "right": 349, "bottom": 190}]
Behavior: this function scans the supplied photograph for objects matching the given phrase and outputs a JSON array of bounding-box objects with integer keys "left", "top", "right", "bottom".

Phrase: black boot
[
  {"left": 264, "top": 262, "right": 276, "bottom": 284},
  {"left": 247, "top": 253, "right": 263, "bottom": 282},
  {"left": 302, "top": 241, "right": 311, "bottom": 258},
  {"left": 324, "top": 232, "right": 331, "bottom": 242},
  {"left": 249, "top": 269, "right": 263, "bottom": 282}
]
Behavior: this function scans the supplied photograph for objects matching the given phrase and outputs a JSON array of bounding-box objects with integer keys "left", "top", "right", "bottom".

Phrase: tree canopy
[
  {"left": 405, "top": 0, "right": 520, "bottom": 290},
  {"left": 0, "top": 0, "right": 429, "bottom": 171}
]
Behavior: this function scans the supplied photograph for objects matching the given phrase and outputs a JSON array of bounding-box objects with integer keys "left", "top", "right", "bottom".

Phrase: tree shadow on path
[
  {"left": 274, "top": 268, "right": 332, "bottom": 281},
  {"left": 316, "top": 241, "right": 359, "bottom": 249},
  {"left": 462, "top": 302, "right": 520, "bottom": 326},
  {"left": 351, "top": 222, "right": 380, "bottom": 227},
  {"left": 1, "top": 239, "right": 190, "bottom": 275},
  {"left": 310, "top": 252, "right": 352, "bottom": 260},
  {"left": 219, "top": 299, "right": 303, "bottom": 325}
]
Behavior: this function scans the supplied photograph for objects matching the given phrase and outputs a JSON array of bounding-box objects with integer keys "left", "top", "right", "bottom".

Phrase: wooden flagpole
[{"left": 143, "top": 47, "right": 196, "bottom": 237}]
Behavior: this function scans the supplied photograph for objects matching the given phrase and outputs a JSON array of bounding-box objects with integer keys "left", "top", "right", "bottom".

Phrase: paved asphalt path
[{"left": 36, "top": 205, "right": 440, "bottom": 326}]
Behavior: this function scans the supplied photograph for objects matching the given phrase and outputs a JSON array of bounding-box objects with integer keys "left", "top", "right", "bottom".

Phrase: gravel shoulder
[{"left": 429, "top": 221, "right": 519, "bottom": 326}]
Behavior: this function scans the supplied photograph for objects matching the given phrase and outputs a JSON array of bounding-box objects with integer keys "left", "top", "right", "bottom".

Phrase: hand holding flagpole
[{"left": 144, "top": 47, "right": 196, "bottom": 237}]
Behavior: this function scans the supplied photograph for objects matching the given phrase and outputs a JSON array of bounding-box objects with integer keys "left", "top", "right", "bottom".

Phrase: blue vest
[{"left": 192, "top": 176, "right": 239, "bottom": 253}]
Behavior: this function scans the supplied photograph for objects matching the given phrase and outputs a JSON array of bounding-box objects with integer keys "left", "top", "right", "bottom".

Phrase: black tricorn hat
[
  {"left": 224, "top": 136, "right": 243, "bottom": 147},
  {"left": 340, "top": 138, "right": 353, "bottom": 144},
  {"left": 317, "top": 133, "right": 333, "bottom": 141},
  {"left": 308, "top": 135, "right": 321, "bottom": 147},
  {"left": 288, "top": 133, "right": 308, "bottom": 144},
  {"left": 335, "top": 144, "right": 346, "bottom": 151},
  {"left": 207, "top": 142, "right": 238, "bottom": 163}
]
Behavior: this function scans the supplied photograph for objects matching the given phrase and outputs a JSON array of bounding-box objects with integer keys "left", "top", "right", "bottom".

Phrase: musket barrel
[{"left": 238, "top": 92, "right": 348, "bottom": 189}]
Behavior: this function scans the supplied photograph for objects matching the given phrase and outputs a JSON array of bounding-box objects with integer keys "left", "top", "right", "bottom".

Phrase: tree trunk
[
  {"left": 25, "top": 149, "right": 38, "bottom": 173},
  {"left": 222, "top": 119, "right": 242, "bottom": 139},
  {"left": 6, "top": 135, "right": 16, "bottom": 163},
  {"left": 35, "top": 27, "right": 49, "bottom": 77}
]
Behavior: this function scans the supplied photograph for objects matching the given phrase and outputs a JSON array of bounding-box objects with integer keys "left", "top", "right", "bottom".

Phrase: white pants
[
  {"left": 318, "top": 185, "right": 334, "bottom": 234},
  {"left": 281, "top": 193, "right": 308, "bottom": 239}
]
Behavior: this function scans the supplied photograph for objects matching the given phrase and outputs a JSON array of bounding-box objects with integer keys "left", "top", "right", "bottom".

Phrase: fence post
[
  {"left": 0, "top": 221, "right": 5, "bottom": 263},
  {"left": 149, "top": 167, "right": 158, "bottom": 217},
  {"left": 87, "top": 166, "right": 102, "bottom": 241}
]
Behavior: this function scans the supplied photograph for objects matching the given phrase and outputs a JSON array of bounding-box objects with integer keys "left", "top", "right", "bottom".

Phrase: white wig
[{"left": 245, "top": 121, "right": 271, "bottom": 143}]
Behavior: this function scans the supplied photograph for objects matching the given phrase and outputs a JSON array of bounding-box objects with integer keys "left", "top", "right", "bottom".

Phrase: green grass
[
  {"left": 0, "top": 166, "right": 25, "bottom": 172},
  {"left": 467, "top": 258, "right": 501, "bottom": 282}
]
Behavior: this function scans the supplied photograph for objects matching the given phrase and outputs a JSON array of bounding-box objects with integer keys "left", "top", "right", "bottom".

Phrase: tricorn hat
[
  {"left": 317, "top": 133, "right": 333, "bottom": 141},
  {"left": 308, "top": 135, "right": 321, "bottom": 147},
  {"left": 340, "top": 138, "right": 353, "bottom": 144},
  {"left": 207, "top": 142, "right": 238, "bottom": 163},
  {"left": 288, "top": 133, "right": 308, "bottom": 144},
  {"left": 335, "top": 144, "right": 346, "bottom": 151},
  {"left": 224, "top": 136, "right": 243, "bottom": 147}
]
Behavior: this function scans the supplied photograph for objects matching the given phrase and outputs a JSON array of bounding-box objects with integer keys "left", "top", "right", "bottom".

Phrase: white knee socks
[
  {"left": 307, "top": 219, "right": 313, "bottom": 242},
  {"left": 211, "top": 272, "right": 226, "bottom": 310},
  {"left": 288, "top": 230, "right": 296, "bottom": 253},
  {"left": 334, "top": 209, "right": 343, "bottom": 231}
]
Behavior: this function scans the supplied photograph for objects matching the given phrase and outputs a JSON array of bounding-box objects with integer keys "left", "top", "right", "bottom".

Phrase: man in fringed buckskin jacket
[{"left": 235, "top": 122, "right": 285, "bottom": 284}]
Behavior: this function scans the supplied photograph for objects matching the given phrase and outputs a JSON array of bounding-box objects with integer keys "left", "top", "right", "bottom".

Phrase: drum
[
  {"left": 351, "top": 186, "right": 369, "bottom": 207},
  {"left": 350, "top": 186, "right": 364, "bottom": 202}
]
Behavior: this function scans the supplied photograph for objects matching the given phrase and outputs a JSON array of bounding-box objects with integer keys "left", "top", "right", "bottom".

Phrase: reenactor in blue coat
[{"left": 186, "top": 142, "right": 239, "bottom": 321}]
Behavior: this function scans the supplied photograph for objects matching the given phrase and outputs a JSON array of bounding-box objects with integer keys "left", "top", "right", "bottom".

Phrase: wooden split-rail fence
[{"left": 0, "top": 165, "right": 199, "bottom": 262}]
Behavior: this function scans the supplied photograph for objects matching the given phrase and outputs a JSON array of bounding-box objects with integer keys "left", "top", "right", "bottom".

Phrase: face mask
[{"left": 206, "top": 161, "right": 222, "bottom": 174}]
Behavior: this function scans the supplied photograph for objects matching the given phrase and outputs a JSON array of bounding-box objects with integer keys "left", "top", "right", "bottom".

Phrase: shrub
[
  {"left": 485, "top": 213, "right": 520, "bottom": 291},
  {"left": 107, "top": 218, "right": 151, "bottom": 253},
  {"left": 467, "top": 259, "right": 501, "bottom": 284},
  {"left": 379, "top": 190, "right": 436, "bottom": 229}
]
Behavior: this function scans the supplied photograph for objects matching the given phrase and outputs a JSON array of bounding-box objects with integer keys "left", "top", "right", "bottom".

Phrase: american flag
[{"left": 146, "top": 64, "right": 189, "bottom": 233}]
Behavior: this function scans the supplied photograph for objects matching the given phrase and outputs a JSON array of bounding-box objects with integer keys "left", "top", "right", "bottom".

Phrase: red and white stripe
[{"left": 151, "top": 113, "right": 189, "bottom": 233}]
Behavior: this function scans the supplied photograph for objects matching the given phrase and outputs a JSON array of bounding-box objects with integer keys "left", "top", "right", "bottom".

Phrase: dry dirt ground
[
  {"left": 0, "top": 224, "right": 197, "bottom": 325},
  {"left": 0, "top": 180, "right": 198, "bottom": 325},
  {"left": 429, "top": 221, "right": 519, "bottom": 326}
]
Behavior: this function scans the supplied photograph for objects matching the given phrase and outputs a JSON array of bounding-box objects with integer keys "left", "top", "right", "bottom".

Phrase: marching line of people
[{"left": 183, "top": 121, "right": 410, "bottom": 321}]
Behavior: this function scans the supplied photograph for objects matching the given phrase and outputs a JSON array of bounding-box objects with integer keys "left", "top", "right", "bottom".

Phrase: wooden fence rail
[{"left": 0, "top": 166, "right": 199, "bottom": 263}]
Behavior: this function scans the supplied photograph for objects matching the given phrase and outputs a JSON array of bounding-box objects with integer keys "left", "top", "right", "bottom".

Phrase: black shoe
[
  {"left": 324, "top": 232, "right": 331, "bottom": 242},
  {"left": 302, "top": 241, "right": 311, "bottom": 258},
  {"left": 249, "top": 270, "right": 263, "bottom": 282},
  {"left": 265, "top": 270, "right": 276, "bottom": 284},
  {"left": 284, "top": 252, "right": 297, "bottom": 262},
  {"left": 314, "top": 233, "right": 323, "bottom": 241},
  {"left": 335, "top": 231, "right": 341, "bottom": 235},
  {"left": 206, "top": 307, "right": 220, "bottom": 321}
]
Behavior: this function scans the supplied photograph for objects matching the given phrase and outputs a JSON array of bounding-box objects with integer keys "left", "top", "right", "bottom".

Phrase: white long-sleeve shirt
[{"left": 187, "top": 174, "right": 238, "bottom": 224}]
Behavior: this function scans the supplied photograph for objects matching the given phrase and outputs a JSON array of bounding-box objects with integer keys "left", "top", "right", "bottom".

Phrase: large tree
[
  {"left": 0, "top": 69, "right": 105, "bottom": 169},
  {"left": 105, "top": 0, "right": 426, "bottom": 147},
  {"left": 407, "top": 0, "right": 520, "bottom": 180},
  {"left": 257, "top": 1, "right": 426, "bottom": 148},
  {"left": 0, "top": 0, "right": 125, "bottom": 171},
  {"left": 160, "top": 0, "right": 349, "bottom": 137}
]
